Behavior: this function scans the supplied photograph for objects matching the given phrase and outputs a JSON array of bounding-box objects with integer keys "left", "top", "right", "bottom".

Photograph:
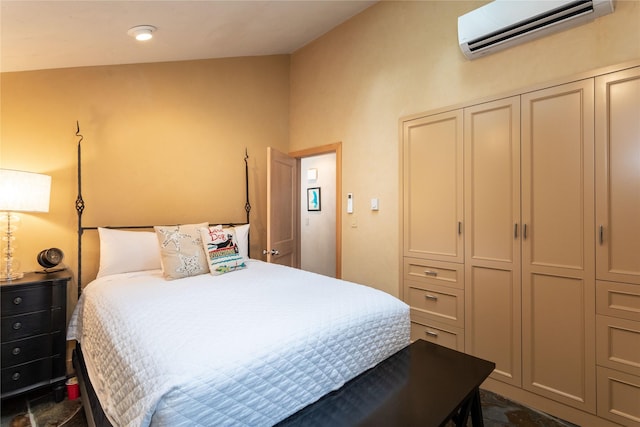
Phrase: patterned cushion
[
  {"left": 154, "top": 223, "right": 209, "bottom": 280},
  {"left": 200, "top": 225, "right": 247, "bottom": 275}
]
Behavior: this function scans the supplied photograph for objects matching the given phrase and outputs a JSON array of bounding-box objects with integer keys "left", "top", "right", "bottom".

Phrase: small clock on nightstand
[{"left": 36, "top": 248, "right": 66, "bottom": 273}]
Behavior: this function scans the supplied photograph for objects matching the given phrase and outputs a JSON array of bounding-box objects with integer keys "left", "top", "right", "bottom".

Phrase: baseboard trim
[{"left": 482, "top": 378, "right": 620, "bottom": 427}]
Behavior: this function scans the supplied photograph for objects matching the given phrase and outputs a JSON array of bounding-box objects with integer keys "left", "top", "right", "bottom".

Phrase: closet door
[
  {"left": 403, "top": 110, "right": 464, "bottom": 263},
  {"left": 521, "top": 80, "right": 596, "bottom": 413},
  {"left": 464, "top": 97, "right": 522, "bottom": 387},
  {"left": 595, "top": 66, "right": 640, "bottom": 285}
]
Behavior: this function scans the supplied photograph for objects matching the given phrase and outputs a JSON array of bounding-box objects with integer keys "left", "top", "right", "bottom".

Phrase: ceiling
[{"left": 0, "top": 0, "right": 377, "bottom": 73}]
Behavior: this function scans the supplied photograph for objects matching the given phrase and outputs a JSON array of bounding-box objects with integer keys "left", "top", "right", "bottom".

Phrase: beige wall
[
  {"left": 289, "top": 0, "right": 640, "bottom": 297},
  {"left": 1, "top": 1, "right": 639, "bottom": 305},
  {"left": 1, "top": 55, "right": 290, "bottom": 294}
]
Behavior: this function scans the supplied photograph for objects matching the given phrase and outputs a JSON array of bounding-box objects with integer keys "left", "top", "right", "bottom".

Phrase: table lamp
[{"left": 0, "top": 169, "right": 51, "bottom": 281}]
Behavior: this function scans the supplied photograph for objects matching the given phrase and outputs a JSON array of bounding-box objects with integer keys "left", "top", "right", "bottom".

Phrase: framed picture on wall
[{"left": 307, "top": 187, "right": 321, "bottom": 211}]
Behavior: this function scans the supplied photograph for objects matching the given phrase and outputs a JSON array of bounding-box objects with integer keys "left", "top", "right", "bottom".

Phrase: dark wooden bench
[{"left": 277, "top": 339, "right": 496, "bottom": 427}]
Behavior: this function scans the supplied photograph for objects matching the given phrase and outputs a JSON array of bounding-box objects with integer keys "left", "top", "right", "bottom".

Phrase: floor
[
  {"left": 1, "top": 387, "right": 579, "bottom": 427},
  {"left": 1, "top": 388, "right": 85, "bottom": 427}
]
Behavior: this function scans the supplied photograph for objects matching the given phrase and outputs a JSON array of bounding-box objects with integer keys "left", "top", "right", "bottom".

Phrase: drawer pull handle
[
  {"left": 12, "top": 347, "right": 21, "bottom": 356},
  {"left": 425, "top": 294, "right": 439, "bottom": 301},
  {"left": 425, "top": 330, "right": 439, "bottom": 338},
  {"left": 11, "top": 372, "right": 21, "bottom": 381},
  {"left": 424, "top": 270, "right": 438, "bottom": 277},
  {"left": 13, "top": 297, "right": 22, "bottom": 305},
  {"left": 12, "top": 322, "right": 22, "bottom": 330}
]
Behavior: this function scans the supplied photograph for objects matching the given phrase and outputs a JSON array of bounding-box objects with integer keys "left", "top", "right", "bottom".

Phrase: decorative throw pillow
[
  {"left": 154, "top": 223, "right": 209, "bottom": 280},
  {"left": 200, "top": 225, "right": 247, "bottom": 275}
]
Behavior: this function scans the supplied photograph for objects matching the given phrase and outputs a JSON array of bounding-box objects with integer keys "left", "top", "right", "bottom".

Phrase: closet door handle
[
  {"left": 523, "top": 224, "right": 528, "bottom": 240},
  {"left": 514, "top": 223, "right": 518, "bottom": 239},
  {"left": 599, "top": 225, "right": 604, "bottom": 245},
  {"left": 458, "top": 221, "right": 463, "bottom": 235}
]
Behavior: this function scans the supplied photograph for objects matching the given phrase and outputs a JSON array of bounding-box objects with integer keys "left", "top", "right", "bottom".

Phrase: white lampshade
[{"left": 0, "top": 169, "right": 51, "bottom": 212}]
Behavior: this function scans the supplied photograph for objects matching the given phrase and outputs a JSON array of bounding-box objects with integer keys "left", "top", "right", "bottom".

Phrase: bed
[
  {"left": 68, "top": 255, "right": 409, "bottom": 426},
  {"left": 68, "top": 131, "right": 410, "bottom": 426}
]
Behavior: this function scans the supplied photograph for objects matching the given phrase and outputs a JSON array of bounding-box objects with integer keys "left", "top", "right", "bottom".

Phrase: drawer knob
[
  {"left": 12, "top": 347, "right": 21, "bottom": 356},
  {"left": 425, "top": 330, "right": 439, "bottom": 338},
  {"left": 12, "top": 322, "right": 22, "bottom": 330},
  {"left": 11, "top": 372, "right": 21, "bottom": 381},
  {"left": 13, "top": 296, "right": 22, "bottom": 305},
  {"left": 425, "top": 294, "right": 439, "bottom": 301},
  {"left": 424, "top": 270, "right": 438, "bottom": 277}
]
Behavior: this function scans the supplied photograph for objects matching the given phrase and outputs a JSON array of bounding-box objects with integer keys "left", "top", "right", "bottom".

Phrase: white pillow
[
  {"left": 97, "top": 228, "right": 162, "bottom": 278},
  {"left": 227, "top": 224, "right": 250, "bottom": 260}
]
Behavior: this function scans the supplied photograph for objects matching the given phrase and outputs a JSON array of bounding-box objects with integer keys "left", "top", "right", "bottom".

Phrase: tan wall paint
[
  {"left": 1, "top": 1, "right": 639, "bottom": 307},
  {"left": 1, "top": 55, "right": 290, "bottom": 298},
  {"left": 289, "top": 0, "right": 640, "bottom": 297}
]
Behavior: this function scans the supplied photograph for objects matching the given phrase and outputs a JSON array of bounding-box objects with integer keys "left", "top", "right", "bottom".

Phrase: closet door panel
[
  {"left": 525, "top": 274, "right": 589, "bottom": 401},
  {"left": 521, "top": 80, "right": 596, "bottom": 413},
  {"left": 403, "top": 110, "right": 464, "bottom": 263},
  {"left": 466, "top": 265, "right": 520, "bottom": 385},
  {"left": 524, "top": 88, "right": 588, "bottom": 270},
  {"left": 596, "top": 67, "right": 640, "bottom": 284},
  {"left": 464, "top": 97, "right": 521, "bottom": 386}
]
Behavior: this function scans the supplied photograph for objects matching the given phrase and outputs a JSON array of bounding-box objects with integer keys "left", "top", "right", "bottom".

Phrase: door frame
[{"left": 289, "top": 142, "right": 342, "bottom": 279}]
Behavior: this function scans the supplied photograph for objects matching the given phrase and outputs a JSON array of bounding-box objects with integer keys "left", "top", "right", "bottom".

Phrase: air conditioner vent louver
[{"left": 458, "top": 0, "right": 614, "bottom": 60}]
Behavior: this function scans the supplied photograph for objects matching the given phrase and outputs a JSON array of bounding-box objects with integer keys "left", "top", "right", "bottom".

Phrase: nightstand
[{"left": 1, "top": 271, "right": 70, "bottom": 401}]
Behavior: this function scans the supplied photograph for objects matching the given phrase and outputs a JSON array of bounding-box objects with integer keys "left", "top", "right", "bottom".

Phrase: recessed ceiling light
[{"left": 127, "top": 25, "right": 156, "bottom": 41}]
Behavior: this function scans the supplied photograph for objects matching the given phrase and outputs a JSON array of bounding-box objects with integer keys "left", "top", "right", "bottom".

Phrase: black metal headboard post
[
  {"left": 244, "top": 148, "right": 251, "bottom": 257},
  {"left": 75, "top": 121, "right": 252, "bottom": 299},
  {"left": 75, "top": 122, "right": 85, "bottom": 298}
]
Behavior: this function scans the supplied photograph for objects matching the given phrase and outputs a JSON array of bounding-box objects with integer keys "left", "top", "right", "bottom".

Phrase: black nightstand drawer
[
  {"left": 1, "top": 286, "right": 53, "bottom": 315},
  {"left": 1, "top": 358, "right": 51, "bottom": 394},
  {"left": 1, "top": 311, "right": 51, "bottom": 341},
  {"left": 1, "top": 334, "right": 53, "bottom": 367},
  {"left": 1, "top": 272, "right": 70, "bottom": 400}
]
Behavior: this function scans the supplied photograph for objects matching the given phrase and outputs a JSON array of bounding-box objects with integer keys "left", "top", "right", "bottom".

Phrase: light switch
[{"left": 371, "top": 198, "right": 379, "bottom": 211}]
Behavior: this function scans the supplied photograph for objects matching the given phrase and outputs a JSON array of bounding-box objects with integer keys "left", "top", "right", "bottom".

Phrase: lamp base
[{"left": 0, "top": 271, "right": 24, "bottom": 281}]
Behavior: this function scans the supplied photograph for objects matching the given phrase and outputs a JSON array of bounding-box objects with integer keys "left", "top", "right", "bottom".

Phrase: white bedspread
[{"left": 68, "top": 260, "right": 409, "bottom": 427}]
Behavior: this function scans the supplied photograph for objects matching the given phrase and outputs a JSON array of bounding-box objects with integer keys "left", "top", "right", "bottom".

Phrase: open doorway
[
  {"left": 300, "top": 152, "right": 336, "bottom": 277},
  {"left": 290, "top": 143, "right": 342, "bottom": 278}
]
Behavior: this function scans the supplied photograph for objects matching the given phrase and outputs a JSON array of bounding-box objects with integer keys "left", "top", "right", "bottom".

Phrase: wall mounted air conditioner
[{"left": 458, "top": 0, "right": 614, "bottom": 60}]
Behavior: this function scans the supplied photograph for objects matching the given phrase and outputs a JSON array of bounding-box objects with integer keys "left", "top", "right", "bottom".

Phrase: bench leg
[
  {"left": 451, "top": 393, "right": 472, "bottom": 427},
  {"left": 470, "top": 388, "right": 484, "bottom": 427}
]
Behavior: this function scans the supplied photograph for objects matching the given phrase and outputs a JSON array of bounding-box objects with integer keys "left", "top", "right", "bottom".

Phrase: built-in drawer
[
  {"left": 410, "top": 319, "right": 464, "bottom": 352},
  {"left": 596, "top": 315, "right": 640, "bottom": 377},
  {"left": 597, "top": 366, "right": 640, "bottom": 427},
  {"left": 1, "top": 334, "right": 52, "bottom": 368},
  {"left": 0, "top": 311, "right": 51, "bottom": 342},
  {"left": 596, "top": 281, "right": 640, "bottom": 322},
  {"left": 407, "top": 281, "right": 464, "bottom": 328},
  {"left": 404, "top": 257, "right": 464, "bottom": 290},
  {"left": 1, "top": 358, "right": 52, "bottom": 395}
]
